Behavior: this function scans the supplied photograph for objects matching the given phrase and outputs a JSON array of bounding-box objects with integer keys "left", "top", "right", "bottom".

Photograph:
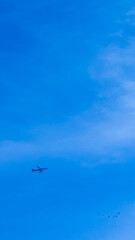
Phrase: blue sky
[{"left": 1, "top": 0, "right": 135, "bottom": 239}]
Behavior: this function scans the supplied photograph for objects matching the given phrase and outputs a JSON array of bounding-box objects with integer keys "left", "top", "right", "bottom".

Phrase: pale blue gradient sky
[{"left": 1, "top": 0, "right": 135, "bottom": 239}]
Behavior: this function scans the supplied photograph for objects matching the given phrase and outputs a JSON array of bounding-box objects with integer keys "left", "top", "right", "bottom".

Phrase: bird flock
[{"left": 98, "top": 212, "right": 120, "bottom": 219}]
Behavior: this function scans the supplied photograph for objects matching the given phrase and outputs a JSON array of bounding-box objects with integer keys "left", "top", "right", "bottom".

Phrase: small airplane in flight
[{"left": 32, "top": 166, "right": 48, "bottom": 173}]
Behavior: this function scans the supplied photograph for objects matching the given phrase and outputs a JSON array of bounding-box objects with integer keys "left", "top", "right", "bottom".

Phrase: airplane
[{"left": 32, "top": 166, "right": 48, "bottom": 173}]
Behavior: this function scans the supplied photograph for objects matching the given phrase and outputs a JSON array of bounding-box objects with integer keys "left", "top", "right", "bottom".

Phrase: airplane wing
[{"left": 37, "top": 166, "right": 48, "bottom": 170}]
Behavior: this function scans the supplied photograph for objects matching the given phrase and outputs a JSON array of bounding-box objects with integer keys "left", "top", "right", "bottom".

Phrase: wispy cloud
[
  {"left": 127, "top": 8, "right": 135, "bottom": 16},
  {"left": 1, "top": 7, "right": 135, "bottom": 164}
]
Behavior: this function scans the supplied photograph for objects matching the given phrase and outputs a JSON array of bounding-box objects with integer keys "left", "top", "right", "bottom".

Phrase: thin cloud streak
[{"left": 2, "top": 9, "right": 135, "bottom": 164}]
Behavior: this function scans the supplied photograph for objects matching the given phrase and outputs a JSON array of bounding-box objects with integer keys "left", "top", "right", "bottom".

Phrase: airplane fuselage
[{"left": 32, "top": 167, "right": 48, "bottom": 173}]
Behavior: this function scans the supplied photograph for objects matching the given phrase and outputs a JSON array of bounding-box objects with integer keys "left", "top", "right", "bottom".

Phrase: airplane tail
[{"left": 32, "top": 169, "right": 34, "bottom": 172}]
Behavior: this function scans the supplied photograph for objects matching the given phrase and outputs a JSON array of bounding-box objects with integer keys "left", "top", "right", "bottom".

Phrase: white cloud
[
  {"left": 2, "top": 9, "right": 135, "bottom": 164},
  {"left": 127, "top": 8, "right": 135, "bottom": 16},
  {"left": 2, "top": 40, "right": 135, "bottom": 163}
]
